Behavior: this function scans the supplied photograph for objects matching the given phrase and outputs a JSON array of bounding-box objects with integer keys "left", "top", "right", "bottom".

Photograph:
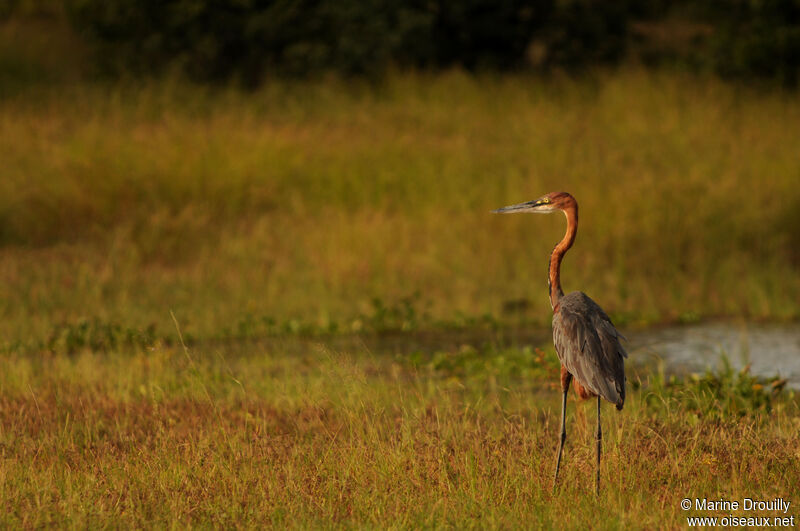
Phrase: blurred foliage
[
  {"left": 707, "top": 0, "right": 800, "bottom": 87},
  {"left": 544, "top": 0, "right": 629, "bottom": 67},
  {"left": 46, "top": 318, "right": 156, "bottom": 354},
  {"left": 217, "top": 294, "right": 493, "bottom": 341},
  {"left": 63, "top": 0, "right": 626, "bottom": 83},
  {"left": 29, "top": 0, "right": 793, "bottom": 85},
  {"left": 46, "top": 318, "right": 157, "bottom": 354},
  {"left": 0, "top": 0, "right": 61, "bottom": 19},
  {"left": 65, "top": 0, "right": 431, "bottom": 83}
]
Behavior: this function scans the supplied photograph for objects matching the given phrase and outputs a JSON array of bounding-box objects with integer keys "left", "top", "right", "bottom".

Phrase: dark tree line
[{"left": 51, "top": 0, "right": 800, "bottom": 86}]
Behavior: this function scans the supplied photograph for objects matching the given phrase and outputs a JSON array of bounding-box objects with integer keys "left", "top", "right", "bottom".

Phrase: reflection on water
[{"left": 624, "top": 322, "right": 800, "bottom": 388}]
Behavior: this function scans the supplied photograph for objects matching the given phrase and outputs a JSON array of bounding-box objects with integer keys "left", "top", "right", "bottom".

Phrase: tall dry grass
[{"left": 1, "top": 70, "right": 799, "bottom": 346}]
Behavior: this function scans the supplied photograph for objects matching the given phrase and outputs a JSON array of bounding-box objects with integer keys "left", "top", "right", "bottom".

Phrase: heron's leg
[
  {"left": 595, "top": 395, "right": 602, "bottom": 496},
  {"left": 553, "top": 368, "right": 572, "bottom": 490}
]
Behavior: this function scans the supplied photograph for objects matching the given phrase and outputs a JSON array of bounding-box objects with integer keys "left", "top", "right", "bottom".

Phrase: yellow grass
[
  {"left": 1, "top": 70, "right": 799, "bottom": 349},
  {"left": 1, "top": 343, "right": 798, "bottom": 528}
]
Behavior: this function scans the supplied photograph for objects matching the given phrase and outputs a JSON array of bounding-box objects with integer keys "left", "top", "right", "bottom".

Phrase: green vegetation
[
  {"left": 1, "top": 68, "right": 800, "bottom": 350},
  {"left": 1, "top": 338, "right": 797, "bottom": 528},
  {"left": 33, "top": 1, "right": 797, "bottom": 86},
  {"left": 65, "top": 0, "right": 624, "bottom": 82}
]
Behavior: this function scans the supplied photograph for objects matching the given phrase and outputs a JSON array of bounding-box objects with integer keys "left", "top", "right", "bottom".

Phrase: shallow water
[
  {"left": 355, "top": 322, "right": 800, "bottom": 388},
  {"left": 624, "top": 322, "right": 800, "bottom": 388},
  {"left": 231, "top": 321, "right": 800, "bottom": 388}
]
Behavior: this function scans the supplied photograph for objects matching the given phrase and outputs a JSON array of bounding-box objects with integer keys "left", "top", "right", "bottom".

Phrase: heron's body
[
  {"left": 494, "top": 191, "right": 626, "bottom": 495},
  {"left": 554, "top": 291, "right": 626, "bottom": 409}
]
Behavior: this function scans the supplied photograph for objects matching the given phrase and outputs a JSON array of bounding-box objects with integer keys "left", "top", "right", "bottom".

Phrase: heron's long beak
[{"left": 492, "top": 199, "right": 549, "bottom": 214}]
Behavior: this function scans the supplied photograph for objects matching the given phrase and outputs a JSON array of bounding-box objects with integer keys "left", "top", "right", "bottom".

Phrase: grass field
[
  {"left": 2, "top": 68, "right": 800, "bottom": 350},
  {"left": 2, "top": 333, "right": 799, "bottom": 528},
  {"left": 2, "top": 15, "right": 800, "bottom": 528}
]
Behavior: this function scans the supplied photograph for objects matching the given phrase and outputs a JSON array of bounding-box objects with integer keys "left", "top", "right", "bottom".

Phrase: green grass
[
  {"left": 1, "top": 69, "right": 800, "bottom": 349},
  {"left": 1, "top": 338, "right": 797, "bottom": 528}
]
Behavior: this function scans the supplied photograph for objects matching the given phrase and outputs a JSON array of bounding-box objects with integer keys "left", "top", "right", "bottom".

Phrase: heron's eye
[{"left": 540, "top": 198, "right": 551, "bottom": 204}]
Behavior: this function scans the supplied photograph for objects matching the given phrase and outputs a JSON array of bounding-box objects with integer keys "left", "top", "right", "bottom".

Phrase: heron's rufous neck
[{"left": 549, "top": 205, "right": 578, "bottom": 311}]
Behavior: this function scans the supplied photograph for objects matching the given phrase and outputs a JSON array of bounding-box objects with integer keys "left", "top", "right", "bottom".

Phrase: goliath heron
[{"left": 493, "top": 191, "right": 626, "bottom": 495}]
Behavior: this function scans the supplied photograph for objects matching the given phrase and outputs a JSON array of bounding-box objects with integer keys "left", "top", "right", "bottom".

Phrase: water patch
[{"left": 625, "top": 322, "right": 800, "bottom": 388}]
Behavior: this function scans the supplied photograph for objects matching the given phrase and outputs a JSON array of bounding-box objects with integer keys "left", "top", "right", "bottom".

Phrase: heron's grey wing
[{"left": 553, "top": 292, "right": 626, "bottom": 408}]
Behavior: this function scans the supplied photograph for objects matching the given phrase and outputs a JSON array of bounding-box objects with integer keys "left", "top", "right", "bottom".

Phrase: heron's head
[{"left": 492, "top": 192, "right": 575, "bottom": 214}]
